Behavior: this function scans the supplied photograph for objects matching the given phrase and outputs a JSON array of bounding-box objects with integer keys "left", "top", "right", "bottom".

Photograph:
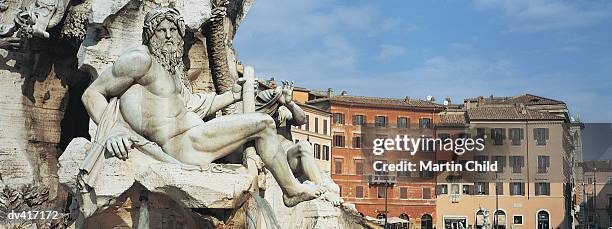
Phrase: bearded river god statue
[{"left": 56, "top": 7, "right": 361, "bottom": 229}]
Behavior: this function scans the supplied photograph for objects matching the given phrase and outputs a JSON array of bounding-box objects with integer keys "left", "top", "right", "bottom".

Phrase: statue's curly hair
[{"left": 142, "top": 7, "right": 186, "bottom": 45}]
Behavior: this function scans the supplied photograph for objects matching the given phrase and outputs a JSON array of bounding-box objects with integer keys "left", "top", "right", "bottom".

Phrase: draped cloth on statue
[{"left": 255, "top": 88, "right": 282, "bottom": 116}]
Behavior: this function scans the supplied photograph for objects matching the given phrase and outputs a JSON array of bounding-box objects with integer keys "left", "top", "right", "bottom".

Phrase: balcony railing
[
  {"left": 367, "top": 174, "right": 397, "bottom": 185},
  {"left": 450, "top": 194, "right": 460, "bottom": 203}
]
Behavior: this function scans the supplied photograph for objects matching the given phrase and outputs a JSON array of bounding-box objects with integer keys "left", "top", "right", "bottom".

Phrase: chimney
[
  {"left": 327, "top": 88, "right": 333, "bottom": 98},
  {"left": 519, "top": 103, "right": 527, "bottom": 114},
  {"left": 444, "top": 97, "right": 452, "bottom": 106}
]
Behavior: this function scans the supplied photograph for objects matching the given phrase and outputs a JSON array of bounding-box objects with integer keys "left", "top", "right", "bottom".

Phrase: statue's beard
[
  {"left": 149, "top": 37, "right": 184, "bottom": 75},
  {"left": 149, "top": 36, "right": 191, "bottom": 91}
]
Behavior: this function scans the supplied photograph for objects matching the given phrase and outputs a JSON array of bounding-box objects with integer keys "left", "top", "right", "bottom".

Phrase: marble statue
[
  {"left": 80, "top": 7, "right": 321, "bottom": 214},
  {"left": 255, "top": 81, "right": 343, "bottom": 206}
]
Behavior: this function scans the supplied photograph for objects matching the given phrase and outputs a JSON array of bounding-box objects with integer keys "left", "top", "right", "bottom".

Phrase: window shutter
[
  {"left": 520, "top": 128, "right": 524, "bottom": 140},
  {"left": 545, "top": 128, "right": 549, "bottom": 140},
  {"left": 363, "top": 115, "right": 367, "bottom": 126},
  {"left": 491, "top": 129, "right": 495, "bottom": 140},
  {"left": 533, "top": 128, "right": 537, "bottom": 140},
  {"left": 502, "top": 128, "right": 507, "bottom": 139}
]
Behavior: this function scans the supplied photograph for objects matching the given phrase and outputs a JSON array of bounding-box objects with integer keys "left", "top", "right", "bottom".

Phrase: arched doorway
[
  {"left": 493, "top": 210, "right": 507, "bottom": 229},
  {"left": 421, "top": 214, "right": 433, "bottom": 229},
  {"left": 399, "top": 213, "right": 410, "bottom": 229},
  {"left": 537, "top": 210, "right": 550, "bottom": 229},
  {"left": 475, "top": 210, "right": 485, "bottom": 229}
]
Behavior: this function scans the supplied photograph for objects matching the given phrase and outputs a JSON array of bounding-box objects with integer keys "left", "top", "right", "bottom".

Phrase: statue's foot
[
  {"left": 283, "top": 181, "right": 323, "bottom": 207},
  {"left": 323, "top": 190, "right": 344, "bottom": 207}
]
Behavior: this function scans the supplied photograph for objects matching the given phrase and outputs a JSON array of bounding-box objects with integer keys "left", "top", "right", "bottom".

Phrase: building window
[
  {"left": 323, "top": 120, "right": 328, "bottom": 135},
  {"left": 421, "top": 214, "right": 433, "bottom": 229},
  {"left": 509, "top": 128, "right": 524, "bottom": 145},
  {"left": 534, "top": 128, "right": 549, "bottom": 145},
  {"left": 491, "top": 128, "right": 505, "bottom": 145},
  {"left": 356, "top": 186, "right": 364, "bottom": 198},
  {"left": 423, "top": 188, "right": 432, "bottom": 199},
  {"left": 510, "top": 156, "right": 524, "bottom": 173},
  {"left": 322, "top": 145, "right": 330, "bottom": 161},
  {"left": 313, "top": 143, "right": 321, "bottom": 159},
  {"left": 314, "top": 117, "right": 319, "bottom": 133},
  {"left": 492, "top": 156, "right": 506, "bottom": 173},
  {"left": 437, "top": 185, "right": 448, "bottom": 194},
  {"left": 375, "top": 160, "right": 389, "bottom": 176},
  {"left": 353, "top": 115, "right": 366, "bottom": 126},
  {"left": 420, "top": 170, "right": 434, "bottom": 178},
  {"left": 510, "top": 182, "right": 525, "bottom": 196},
  {"left": 333, "top": 134, "right": 345, "bottom": 147},
  {"left": 513, "top": 215, "right": 523, "bottom": 225},
  {"left": 419, "top": 118, "right": 432, "bottom": 129},
  {"left": 474, "top": 156, "right": 489, "bottom": 173},
  {"left": 400, "top": 187, "right": 408, "bottom": 199},
  {"left": 451, "top": 184, "right": 460, "bottom": 195},
  {"left": 333, "top": 113, "right": 344, "bottom": 124},
  {"left": 608, "top": 177, "right": 612, "bottom": 184},
  {"left": 438, "top": 133, "right": 450, "bottom": 143},
  {"left": 397, "top": 117, "right": 409, "bottom": 128},
  {"left": 536, "top": 182, "right": 550, "bottom": 196},
  {"left": 496, "top": 182, "right": 504, "bottom": 195},
  {"left": 352, "top": 134, "right": 363, "bottom": 148},
  {"left": 537, "top": 155, "right": 550, "bottom": 173},
  {"left": 305, "top": 115, "right": 309, "bottom": 131},
  {"left": 334, "top": 158, "right": 343, "bottom": 174},
  {"left": 462, "top": 185, "right": 471, "bottom": 195},
  {"left": 338, "top": 185, "right": 342, "bottom": 197},
  {"left": 587, "top": 176, "right": 593, "bottom": 184},
  {"left": 377, "top": 186, "right": 386, "bottom": 198},
  {"left": 354, "top": 159, "right": 364, "bottom": 175},
  {"left": 474, "top": 182, "right": 489, "bottom": 195},
  {"left": 476, "top": 128, "right": 486, "bottom": 144},
  {"left": 375, "top": 116, "right": 387, "bottom": 127},
  {"left": 397, "top": 160, "right": 410, "bottom": 177}
]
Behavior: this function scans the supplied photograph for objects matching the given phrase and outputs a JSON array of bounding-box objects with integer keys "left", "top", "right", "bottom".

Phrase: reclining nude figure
[
  {"left": 81, "top": 7, "right": 320, "bottom": 208},
  {"left": 255, "top": 81, "right": 343, "bottom": 206}
]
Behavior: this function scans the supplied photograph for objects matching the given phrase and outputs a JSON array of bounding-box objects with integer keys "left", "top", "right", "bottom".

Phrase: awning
[{"left": 387, "top": 217, "right": 410, "bottom": 224}]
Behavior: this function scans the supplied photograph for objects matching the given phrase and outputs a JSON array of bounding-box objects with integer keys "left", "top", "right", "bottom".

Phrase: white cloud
[
  {"left": 377, "top": 44, "right": 406, "bottom": 62},
  {"left": 472, "top": 0, "right": 610, "bottom": 32}
]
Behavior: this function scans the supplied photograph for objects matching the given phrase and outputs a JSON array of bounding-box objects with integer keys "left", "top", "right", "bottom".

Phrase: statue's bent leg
[{"left": 286, "top": 141, "right": 323, "bottom": 185}]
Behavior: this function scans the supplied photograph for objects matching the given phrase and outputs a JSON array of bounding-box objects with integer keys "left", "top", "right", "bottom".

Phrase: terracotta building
[
  {"left": 435, "top": 94, "right": 579, "bottom": 229},
  {"left": 308, "top": 93, "right": 445, "bottom": 229}
]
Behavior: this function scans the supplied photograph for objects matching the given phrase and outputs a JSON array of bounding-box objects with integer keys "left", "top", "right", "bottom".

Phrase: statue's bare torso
[{"left": 118, "top": 45, "right": 201, "bottom": 146}]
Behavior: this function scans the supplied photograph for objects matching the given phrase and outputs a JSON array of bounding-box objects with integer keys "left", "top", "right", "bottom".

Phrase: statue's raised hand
[
  {"left": 231, "top": 77, "right": 258, "bottom": 101},
  {"left": 279, "top": 80, "right": 294, "bottom": 105}
]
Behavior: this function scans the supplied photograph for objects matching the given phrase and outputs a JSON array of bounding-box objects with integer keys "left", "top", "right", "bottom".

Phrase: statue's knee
[
  {"left": 252, "top": 113, "right": 276, "bottom": 130},
  {"left": 297, "top": 141, "right": 313, "bottom": 153}
]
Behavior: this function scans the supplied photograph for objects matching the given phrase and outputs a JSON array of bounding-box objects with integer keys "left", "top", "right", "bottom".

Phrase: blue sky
[{"left": 234, "top": 0, "right": 612, "bottom": 122}]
